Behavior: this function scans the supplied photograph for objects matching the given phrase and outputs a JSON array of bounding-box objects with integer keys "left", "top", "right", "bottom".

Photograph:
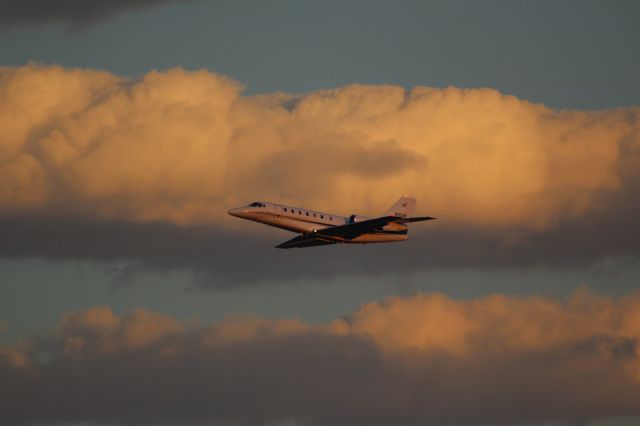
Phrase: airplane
[{"left": 228, "top": 196, "right": 435, "bottom": 249}]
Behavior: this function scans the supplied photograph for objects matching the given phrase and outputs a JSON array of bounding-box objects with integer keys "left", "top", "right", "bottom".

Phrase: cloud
[
  {"left": 1, "top": 65, "right": 638, "bottom": 228},
  {"left": 0, "top": 64, "right": 639, "bottom": 281},
  {"left": 1, "top": 209, "right": 639, "bottom": 287},
  {"left": 2, "top": 289, "right": 640, "bottom": 425},
  {"left": 0, "top": 0, "right": 196, "bottom": 30}
]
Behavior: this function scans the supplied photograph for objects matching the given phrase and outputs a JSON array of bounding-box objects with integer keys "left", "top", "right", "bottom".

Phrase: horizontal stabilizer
[{"left": 398, "top": 216, "right": 436, "bottom": 223}]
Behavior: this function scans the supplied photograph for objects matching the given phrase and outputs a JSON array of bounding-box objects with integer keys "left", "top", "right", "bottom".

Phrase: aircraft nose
[{"left": 228, "top": 207, "right": 248, "bottom": 218}]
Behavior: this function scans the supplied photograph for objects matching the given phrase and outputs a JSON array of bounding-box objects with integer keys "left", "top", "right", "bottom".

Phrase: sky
[{"left": 1, "top": 1, "right": 639, "bottom": 425}]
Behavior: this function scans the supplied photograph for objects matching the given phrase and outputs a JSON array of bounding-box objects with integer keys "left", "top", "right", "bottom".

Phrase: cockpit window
[{"left": 249, "top": 202, "right": 266, "bottom": 208}]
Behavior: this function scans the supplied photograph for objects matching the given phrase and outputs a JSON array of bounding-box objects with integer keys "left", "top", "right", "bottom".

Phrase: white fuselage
[{"left": 228, "top": 201, "right": 408, "bottom": 244}]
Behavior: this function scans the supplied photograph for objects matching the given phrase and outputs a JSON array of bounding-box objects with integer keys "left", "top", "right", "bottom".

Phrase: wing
[
  {"left": 317, "top": 216, "right": 437, "bottom": 240},
  {"left": 276, "top": 216, "right": 437, "bottom": 248},
  {"left": 316, "top": 216, "right": 402, "bottom": 240},
  {"left": 276, "top": 234, "right": 337, "bottom": 249}
]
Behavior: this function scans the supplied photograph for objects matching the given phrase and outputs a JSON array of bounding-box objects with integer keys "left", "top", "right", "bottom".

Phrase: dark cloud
[
  {"left": 2, "top": 292, "right": 640, "bottom": 425},
  {"left": 0, "top": 0, "right": 195, "bottom": 30},
  {"left": 1, "top": 174, "right": 638, "bottom": 287}
]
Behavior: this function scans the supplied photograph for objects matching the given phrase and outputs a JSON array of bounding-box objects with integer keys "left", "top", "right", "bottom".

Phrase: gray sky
[{"left": 1, "top": 0, "right": 639, "bottom": 108}]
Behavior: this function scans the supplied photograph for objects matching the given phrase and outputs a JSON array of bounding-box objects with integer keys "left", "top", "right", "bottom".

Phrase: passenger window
[
  {"left": 284, "top": 208, "right": 287, "bottom": 212},
  {"left": 330, "top": 217, "right": 333, "bottom": 221},
  {"left": 305, "top": 212, "right": 309, "bottom": 216},
  {"left": 298, "top": 211, "right": 302, "bottom": 215},
  {"left": 313, "top": 213, "right": 316, "bottom": 217},
  {"left": 320, "top": 215, "right": 324, "bottom": 219}
]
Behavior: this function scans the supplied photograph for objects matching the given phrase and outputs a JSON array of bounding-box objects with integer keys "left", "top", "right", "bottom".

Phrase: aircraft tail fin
[{"left": 383, "top": 196, "right": 417, "bottom": 218}]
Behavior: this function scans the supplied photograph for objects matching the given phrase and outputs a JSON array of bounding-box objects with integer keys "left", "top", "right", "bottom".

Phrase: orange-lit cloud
[
  {"left": 1, "top": 64, "right": 638, "bottom": 230},
  {"left": 2, "top": 289, "right": 639, "bottom": 424}
]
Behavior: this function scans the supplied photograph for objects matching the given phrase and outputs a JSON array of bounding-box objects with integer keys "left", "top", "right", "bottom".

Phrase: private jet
[{"left": 228, "top": 196, "right": 435, "bottom": 249}]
